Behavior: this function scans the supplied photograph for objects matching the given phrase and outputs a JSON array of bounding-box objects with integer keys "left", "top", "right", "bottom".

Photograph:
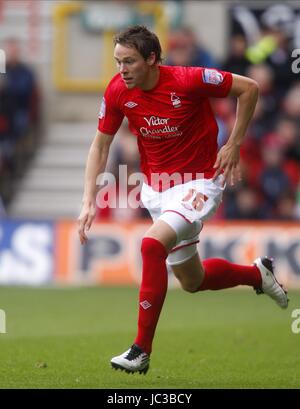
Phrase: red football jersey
[{"left": 98, "top": 65, "right": 232, "bottom": 191}]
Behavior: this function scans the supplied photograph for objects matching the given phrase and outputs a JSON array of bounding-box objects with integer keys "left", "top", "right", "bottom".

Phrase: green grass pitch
[{"left": 0, "top": 286, "right": 299, "bottom": 389}]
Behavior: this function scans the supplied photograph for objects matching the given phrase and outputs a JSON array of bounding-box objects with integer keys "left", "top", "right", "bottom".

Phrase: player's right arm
[
  {"left": 78, "top": 75, "right": 124, "bottom": 244},
  {"left": 78, "top": 130, "right": 114, "bottom": 245}
]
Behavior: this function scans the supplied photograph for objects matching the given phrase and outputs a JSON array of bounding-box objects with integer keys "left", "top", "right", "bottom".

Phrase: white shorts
[{"left": 141, "top": 175, "right": 225, "bottom": 265}]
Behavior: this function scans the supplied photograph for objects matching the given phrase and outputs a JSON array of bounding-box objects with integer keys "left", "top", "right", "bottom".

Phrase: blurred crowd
[
  {"left": 1, "top": 24, "right": 299, "bottom": 222},
  {"left": 97, "top": 24, "right": 300, "bottom": 222},
  {"left": 0, "top": 38, "right": 40, "bottom": 215}
]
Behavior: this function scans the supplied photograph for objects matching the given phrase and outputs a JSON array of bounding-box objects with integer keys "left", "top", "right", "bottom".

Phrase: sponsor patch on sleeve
[
  {"left": 98, "top": 97, "right": 106, "bottom": 119},
  {"left": 202, "top": 69, "right": 224, "bottom": 85}
]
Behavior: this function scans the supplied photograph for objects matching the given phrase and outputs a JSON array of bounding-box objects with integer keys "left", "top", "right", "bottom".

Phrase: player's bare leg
[
  {"left": 171, "top": 252, "right": 204, "bottom": 293},
  {"left": 144, "top": 219, "right": 177, "bottom": 251}
]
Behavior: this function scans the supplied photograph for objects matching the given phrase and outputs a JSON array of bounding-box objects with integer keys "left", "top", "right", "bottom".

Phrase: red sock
[
  {"left": 198, "top": 258, "right": 262, "bottom": 291},
  {"left": 134, "top": 237, "right": 168, "bottom": 355}
]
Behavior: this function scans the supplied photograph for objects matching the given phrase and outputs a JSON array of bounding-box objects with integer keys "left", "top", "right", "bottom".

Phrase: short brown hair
[{"left": 114, "top": 25, "right": 162, "bottom": 63}]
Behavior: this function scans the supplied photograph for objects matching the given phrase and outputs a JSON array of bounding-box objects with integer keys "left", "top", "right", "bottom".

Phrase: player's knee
[
  {"left": 141, "top": 237, "right": 155, "bottom": 258},
  {"left": 141, "top": 236, "right": 167, "bottom": 259},
  {"left": 176, "top": 274, "right": 202, "bottom": 293},
  {"left": 141, "top": 237, "right": 150, "bottom": 257},
  {"left": 181, "top": 281, "right": 200, "bottom": 293}
]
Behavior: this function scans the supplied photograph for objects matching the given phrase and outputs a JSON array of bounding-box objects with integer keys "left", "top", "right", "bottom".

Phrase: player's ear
[{"left": 146, "top": 52, "right": 156, "bottom": 66}]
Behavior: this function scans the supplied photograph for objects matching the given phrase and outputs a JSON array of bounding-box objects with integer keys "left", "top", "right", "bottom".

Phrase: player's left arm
[{"left": 213, "top": 73, "right": 259, "bottom": 185}]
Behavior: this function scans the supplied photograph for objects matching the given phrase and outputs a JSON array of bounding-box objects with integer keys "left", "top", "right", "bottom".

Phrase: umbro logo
[
  {"left": 124, "top": 101, "right": 138, "bottom": 108},
  {"left": 140, "top": 300, "right": 152, "bottom": 310}
]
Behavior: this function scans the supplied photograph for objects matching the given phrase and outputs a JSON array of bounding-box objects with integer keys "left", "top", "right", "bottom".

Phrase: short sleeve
[
  {"left": 98, "top": 84, "right": 124, "bottom": 135},
  {"left": 187, "top": 67, "right": 233, "bottom": 98}
]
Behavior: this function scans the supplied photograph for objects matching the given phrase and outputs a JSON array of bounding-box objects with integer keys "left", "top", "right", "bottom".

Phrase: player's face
[{"left": 114, "top": 44, "right": 155, "bottom": 89}]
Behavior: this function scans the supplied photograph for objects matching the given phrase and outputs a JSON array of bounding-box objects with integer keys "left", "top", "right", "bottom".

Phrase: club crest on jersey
[
  {"left": 98, "top": 97, "right": 106, "bottom": 119},
  {"left": 170, "top": 92, "right": 181, "bottom": 108},
  {"left": 202, "top": 69, "right": 223, "bottom": 85},
  {"left": 124, "top": 101, "right": 138, "bottom": 108}
]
